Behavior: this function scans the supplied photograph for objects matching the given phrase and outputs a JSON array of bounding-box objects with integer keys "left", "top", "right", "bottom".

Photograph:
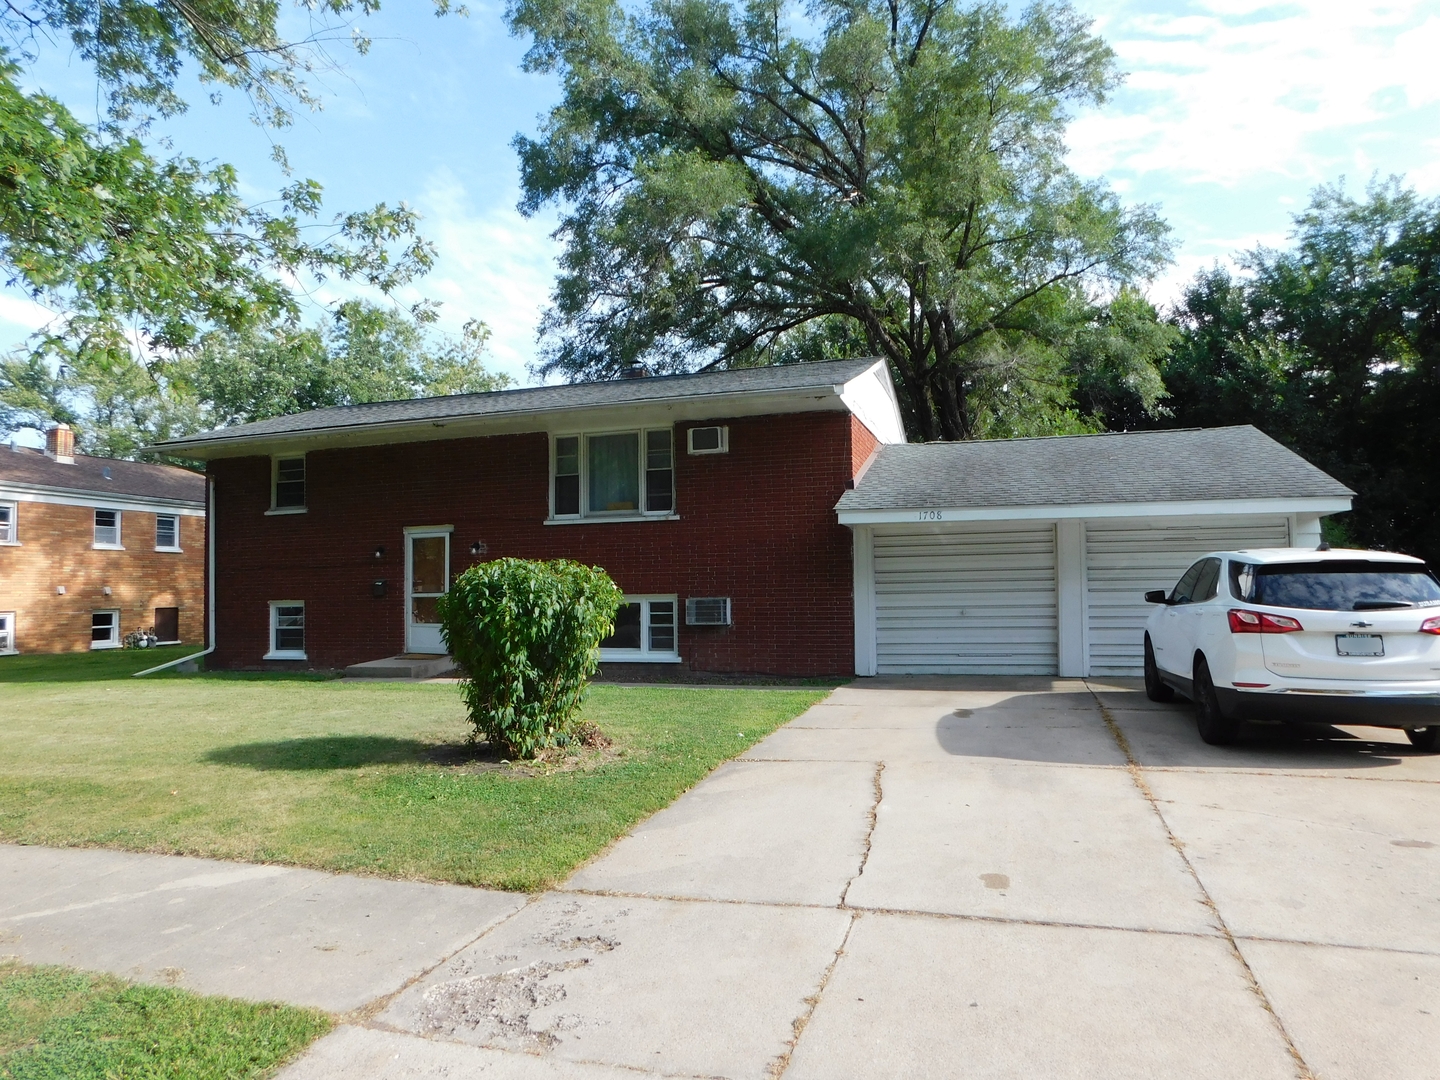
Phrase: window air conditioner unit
[
  {"left": 687, "top": 425, "right": 729, "bottom": 454},
  {"left": 686, "top": 597, "right": 732, "bottom": 626}
]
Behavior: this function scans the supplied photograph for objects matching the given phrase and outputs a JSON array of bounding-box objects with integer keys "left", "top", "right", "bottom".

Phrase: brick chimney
[{"left": 45, "top": 424, "right": 75, "bottom": 464}]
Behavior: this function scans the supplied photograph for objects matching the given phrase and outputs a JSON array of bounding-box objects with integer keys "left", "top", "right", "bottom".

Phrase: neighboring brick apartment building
[
  {"left": 0, "top": 426, "right": 206, "bottom": 655},
  {"left": 151, "top": 359, "right": 903, "bottom": 676}
]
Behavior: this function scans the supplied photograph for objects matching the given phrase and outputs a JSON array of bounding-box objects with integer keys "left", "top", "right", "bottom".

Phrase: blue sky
[{"left": 4, "top": 0, "right": 1438, "bottom": 391}]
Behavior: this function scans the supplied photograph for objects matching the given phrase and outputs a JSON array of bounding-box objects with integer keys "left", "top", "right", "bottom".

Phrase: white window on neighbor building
[
  {"left": 90, "top": 610, "right": 120, "bottom": 650},
  {"left": 155, "top": 514, "right": 180, "bottom": 551},
  {"left": 93, "top": 509, "right": 121, "bottom": 548},
  {"left": 267, "top": 601, "right": 306, "bottom": 660},
  {"left": 0, "top": 612, "right": 15, "bottom": 654},
  {"left": 0, "top": 502, "right": 15, "bottom": 544},
  {"left": 599, "top": 595, "right": 679, "bottom": 663}
]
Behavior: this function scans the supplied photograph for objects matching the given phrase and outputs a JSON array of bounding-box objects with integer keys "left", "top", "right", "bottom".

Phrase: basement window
[
  {"left": 599, "top": 596, "right": 679, "bottom": 663},
  {"left": 266, "top": 601, "right": 306, "bottom": 660},
  {"left": 90, "top": 610, "right": 120, "bottom": 650},
  {"left": 0, "top": 612, "right": 14, "bottom": 654}
]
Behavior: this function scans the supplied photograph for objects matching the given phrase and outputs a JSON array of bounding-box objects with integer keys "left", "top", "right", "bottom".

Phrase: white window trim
[
  {"left": 264, "top": 600, "right": 307, "bottom": 660},
  {"left": 93, "top": 508, "right": 123, "bottom": 550},
  {"left": 0, "top": 611, "right": 16, "bottom": 654},
  {"left": 90, "top": 609, "right": 121, "bottom": 650},
  {"left": 599, "top": 594, "right": 682, "bottom": 664},
  {"left": 0, "top": 501, "right": 17, "bottom": 545},
  {"left": 268, "top": 455, "right": 308, "bottom": 515},
  {"left": 154, "top": 513, "right": 182, "bottom": 552},
  {"left": 549, "top": 428, "right": 676, "bottom": 523}
]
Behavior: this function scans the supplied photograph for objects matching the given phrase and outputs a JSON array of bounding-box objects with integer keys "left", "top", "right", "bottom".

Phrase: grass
[
  {"left": 0, "top": 960, "right": 328, "bottom": 1079},
  {"left": 0, "top": 652, "right": 827, "bottom": 891}
]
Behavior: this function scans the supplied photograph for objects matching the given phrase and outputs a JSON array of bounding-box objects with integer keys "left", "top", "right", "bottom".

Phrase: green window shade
[{"left": 588, "top": 433, "right": 639, "bottom": 512}]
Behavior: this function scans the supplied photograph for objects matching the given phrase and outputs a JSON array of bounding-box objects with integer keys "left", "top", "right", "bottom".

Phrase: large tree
[
  {"left": 0, "top": 1, "right": 446, "bottom": 413},
  {"left": 510, "top": 0, "right": 1171, "bottom": 439},
  {"left": 1162, "top": 178, "right": 1440, "bottom": 563}
]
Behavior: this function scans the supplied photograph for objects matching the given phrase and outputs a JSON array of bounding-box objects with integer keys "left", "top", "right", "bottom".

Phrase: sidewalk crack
[
  {"left": 840, "top": 762, "right": 885, "bottom": 908},
  {"left": 768, "top": 911, "right": 858, "bottom": 1079},
  {"left": 1086, "top": 682, "right": 1316, "bottom": 1080}
]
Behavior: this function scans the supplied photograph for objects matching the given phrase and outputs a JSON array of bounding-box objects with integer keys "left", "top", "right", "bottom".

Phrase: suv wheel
[
  {"left": 1406, "top": 726, "right": 1440, "bottom": 752},
  {"left": 1144, "top": 636, "right": 1175, "bottom": 703},
  {"left": 1193, "top": 656, "right": 1240, "bottom": 746}
]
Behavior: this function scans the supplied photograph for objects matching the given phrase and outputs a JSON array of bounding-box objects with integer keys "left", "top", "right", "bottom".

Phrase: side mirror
[{"left": 1144, "top": 590, "right": 1170, "bottom": 605}]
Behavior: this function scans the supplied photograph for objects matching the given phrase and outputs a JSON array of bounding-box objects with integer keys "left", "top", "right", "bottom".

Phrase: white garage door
[
  {"left": 1084, "top": 516, "right": 1291, "bottom": 676},
  {"left": 874, "top": 524, "right": 1058, "bottom": 675}
]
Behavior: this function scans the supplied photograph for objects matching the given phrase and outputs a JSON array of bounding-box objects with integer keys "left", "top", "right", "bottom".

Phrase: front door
[{"left": 406, "top": 530, "right": 450, "bottom": 654}]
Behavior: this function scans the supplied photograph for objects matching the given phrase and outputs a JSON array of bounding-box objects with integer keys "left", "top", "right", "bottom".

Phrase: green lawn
[
  {"left": 0, "top": 960, "right": 328, "bottom": 1079},
  {"left": 0, "top": 653, "right": 827, "bottom": 891}
]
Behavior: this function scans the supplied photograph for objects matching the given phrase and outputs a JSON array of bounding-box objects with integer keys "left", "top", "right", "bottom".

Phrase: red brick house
[
  {"left": 0, "top": 426, "right": 206, "bottom": 655},
  {"left": 152, "top": 359, "right": 904, "bottom": 676}
]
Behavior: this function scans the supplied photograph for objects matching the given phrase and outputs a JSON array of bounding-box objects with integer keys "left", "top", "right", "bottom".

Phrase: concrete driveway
[{"left": 5, "top": 678, "right": 1436, "bottom": 1078}]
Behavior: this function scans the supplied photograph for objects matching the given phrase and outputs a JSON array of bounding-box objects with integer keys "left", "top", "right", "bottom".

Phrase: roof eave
[
  {"left": 0, "top": 477, "right": 206, "bottom": 509},
  {"left": 835, "top": 495, "right": 1354, "bottom": 525}
]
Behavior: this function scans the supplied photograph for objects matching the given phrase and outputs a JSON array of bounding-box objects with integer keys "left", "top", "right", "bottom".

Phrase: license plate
[{"left": 1336, "top": 633, "right": 1384, "bottom": 657}]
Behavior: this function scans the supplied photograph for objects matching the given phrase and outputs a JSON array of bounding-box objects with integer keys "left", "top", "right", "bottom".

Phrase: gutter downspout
[{"left": 133, "top": 475, "right": 216, "bottom": 677}]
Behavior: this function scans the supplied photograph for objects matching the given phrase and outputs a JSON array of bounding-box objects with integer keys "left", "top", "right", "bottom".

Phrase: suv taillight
[
  {"left": 1228, "top": 609, "right": 1304, "bottom": 634},
  {"left": 1422, "top": 616, "right": 1440, "bottom": 635}
]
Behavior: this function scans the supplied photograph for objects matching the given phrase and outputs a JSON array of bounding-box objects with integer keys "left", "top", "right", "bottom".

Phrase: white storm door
[
  {"left": 873, "top": 523, "right": 1059, "bottom": 675},
  {"left": 405, "top": 529, "right": 451, "bottom": 654}
]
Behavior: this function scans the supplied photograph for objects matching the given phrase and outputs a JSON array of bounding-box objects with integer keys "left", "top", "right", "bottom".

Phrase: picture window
[{"left": 552, "top": 430, "right": 674, "bottom": 519}]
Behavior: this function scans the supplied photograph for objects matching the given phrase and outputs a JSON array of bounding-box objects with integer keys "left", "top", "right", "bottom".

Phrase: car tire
[
  {"left": 1406, "top": 726, "right": 1440, "bottom": 752},
  {"left": 1144, "top": 636, "right": 1175, "bottom": 703},
  {"left": 1193, "top": 656, "right": 1239, "bottom": 746}
]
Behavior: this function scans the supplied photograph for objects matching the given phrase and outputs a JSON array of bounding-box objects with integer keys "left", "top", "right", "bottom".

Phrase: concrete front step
[{"left": 342, "top": 654, "right": 455, "bottom": 680}]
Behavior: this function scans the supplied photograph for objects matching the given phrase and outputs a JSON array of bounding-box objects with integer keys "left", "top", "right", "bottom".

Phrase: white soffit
[{"left": 837, "top": 496, "right": 1353, "bottom": 526}]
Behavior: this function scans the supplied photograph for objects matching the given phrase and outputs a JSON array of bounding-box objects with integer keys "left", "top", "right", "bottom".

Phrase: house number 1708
[{"left": 916, "top": 510, "right": 944, "bottom": 521}]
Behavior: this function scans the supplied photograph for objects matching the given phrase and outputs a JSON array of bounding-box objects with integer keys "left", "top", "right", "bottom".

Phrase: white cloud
[{"left": 0, "top": 293, "right": 60, "bottom": 339}]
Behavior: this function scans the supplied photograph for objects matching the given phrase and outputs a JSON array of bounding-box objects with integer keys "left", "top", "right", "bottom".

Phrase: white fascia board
[
  {"left": 153, "top": 386, "right": 852, "bottom": 460},
  {"left": 837, "top": 360, "right": 907, "bottom": 444},
  {"left": 837, "top": 496, "right": 1353, "bottom": 526},
  {"left": 0, "top": 484, "right": 206, "bottom": 516}
]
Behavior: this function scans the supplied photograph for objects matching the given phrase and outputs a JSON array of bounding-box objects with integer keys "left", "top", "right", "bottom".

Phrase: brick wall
[
  {"left": 210, "top": 410, "right": 877, "bottom": 676},
  {"left": 0, "top": 502, "right": 205, "bottom": 653}
]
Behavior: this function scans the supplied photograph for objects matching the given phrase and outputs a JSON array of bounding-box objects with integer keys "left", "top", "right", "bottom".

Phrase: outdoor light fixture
[
  {"left": 102, "top": 586, "right": 112, "bottom": 596},
  {"left": 55, "top": 585, "right": 65, "bottom": 595},
  {"left": 470, "top": 540, "right": 487, "bottom": 556},
  {"left": 373, "top": 545, "right": 385, "bottom": 559}
]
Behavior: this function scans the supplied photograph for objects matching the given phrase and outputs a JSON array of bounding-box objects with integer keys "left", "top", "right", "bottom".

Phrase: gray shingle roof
[
  {"left": 152, "top": 357, "right": 882, "bottom": 453},
  {"left": 837, "top": 426, "right": 1352, "bottom": 511},
  {"left": 0, "top": 446, "right": 205, "bottom": 504}
]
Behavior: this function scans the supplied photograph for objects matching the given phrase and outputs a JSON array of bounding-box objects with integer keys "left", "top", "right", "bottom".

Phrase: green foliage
[
  {"left": 1161, "top": 177, "right": 1440, "bottom": 563},
  {"left": 437, "top": 559, "right": 625, "bottom": 758},
  {"left": 509, "top": 0, "right": 1171, "bottom": 439},
  {"left": 0, "top": 960, "right": 329, "bottom": 1078},
  {"left": 0, "top": 301, "right": 507, "bottom": 457}
]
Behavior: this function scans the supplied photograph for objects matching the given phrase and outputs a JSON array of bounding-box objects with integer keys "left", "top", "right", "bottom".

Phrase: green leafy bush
[{"left": 437, "top": 558, "right": 624, "bottom": 758}]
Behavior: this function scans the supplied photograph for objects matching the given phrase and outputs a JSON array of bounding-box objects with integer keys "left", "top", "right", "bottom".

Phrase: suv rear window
[{"left": 1229, "top": 560, "right": 1440, "bottom": 611}]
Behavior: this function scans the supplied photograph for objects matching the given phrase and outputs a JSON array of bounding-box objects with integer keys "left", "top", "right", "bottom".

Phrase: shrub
[{"left": 437, "top": 558, "right": 624, "bottom": 758}]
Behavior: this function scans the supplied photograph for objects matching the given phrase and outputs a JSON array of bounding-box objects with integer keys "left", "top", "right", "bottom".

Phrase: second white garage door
[
  {"left": 874, "top": 524, "right": 1058, "bottom": 675},
  {"left": 1084, "top": 515, "right": 1292, "bottom": 676}
]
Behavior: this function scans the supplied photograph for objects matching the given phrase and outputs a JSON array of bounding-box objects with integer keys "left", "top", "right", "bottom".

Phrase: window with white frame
[
  {"left": 267, "top": 601, "right": 306, "bottom": 659},
  {"left": 551, "top": 429, "right": 673, "bottom": 519},
  {"left": 0, "top": 502, "right": 15, "bottom": 543},
  {"left": 90, "top": 610, "right": 120, "bottom": 649},
  {"left": 155, "top": 514, "right": 180, "bottom": 550},
  {"left": 0, "top": 612, "right": 15, "bottom": 653},
  {"left": 599, "top": 596, "right": 679, "bottom": 662},
  {"left": 271, "top": 457, "right": 306, "bottom": 510},
  {"left": 93, "top": 509, "right": 121, "bottom": 547}
]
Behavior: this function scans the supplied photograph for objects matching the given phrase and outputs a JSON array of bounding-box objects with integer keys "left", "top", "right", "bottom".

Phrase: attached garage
[{"left": 842, "top": 426, "right": 1354, "bottom": 677}]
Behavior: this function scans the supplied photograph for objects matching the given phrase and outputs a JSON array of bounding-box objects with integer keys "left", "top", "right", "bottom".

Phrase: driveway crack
[
  {"left": 1086, "top": 682, "right": 1316, "bottom": 1080},
  {"left": 840, "top": 762, "right": 884, "bottom": 908}
]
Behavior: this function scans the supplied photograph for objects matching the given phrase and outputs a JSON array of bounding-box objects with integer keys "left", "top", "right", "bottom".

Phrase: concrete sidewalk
[{"left": 3, "top": 678, "right": 1436, "bottom": 1078}]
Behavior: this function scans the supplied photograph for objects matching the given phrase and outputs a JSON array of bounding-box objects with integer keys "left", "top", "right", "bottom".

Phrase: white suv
[{"left": 1143, "top": 547, "right": 1440, "bottom": 749}]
